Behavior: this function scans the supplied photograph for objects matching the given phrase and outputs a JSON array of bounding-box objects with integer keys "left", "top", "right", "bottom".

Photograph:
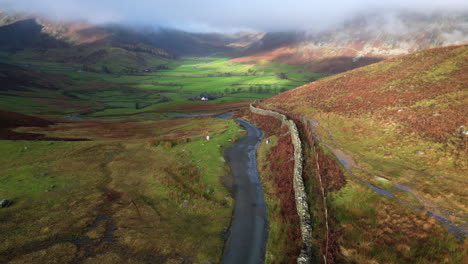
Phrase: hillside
[
  {"left": 268, "top": 44, "right": 467, "bottom": 144},
  {"left": 233, "top": 12, "right": 468, "bottom": 73},
  {"left": 2, "top": 11, "right": 467, "bottom": 75},
  {"left": 261, "top": 44, "right": 467, "bottom": 263},
  {"left": 0, "top": 12, "right": 239, "bottom": 73}
]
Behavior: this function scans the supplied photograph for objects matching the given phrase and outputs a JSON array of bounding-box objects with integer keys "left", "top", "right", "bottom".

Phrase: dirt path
[
  {"left": 307, "top": 118, "right": 468, "bottom": 237},
  {"left": 217, "top": 112, "right": 268, "bottom": 264}
]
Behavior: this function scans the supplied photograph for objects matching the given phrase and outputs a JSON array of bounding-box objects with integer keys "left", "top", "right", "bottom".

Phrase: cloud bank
[{"left": 2, "top": 0, "right": 468, "bottom": 32}]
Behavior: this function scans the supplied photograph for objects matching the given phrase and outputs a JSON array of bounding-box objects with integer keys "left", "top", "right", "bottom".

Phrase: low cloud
[{"left": 2, "top": 0, "right": 468, "bottom": 32}]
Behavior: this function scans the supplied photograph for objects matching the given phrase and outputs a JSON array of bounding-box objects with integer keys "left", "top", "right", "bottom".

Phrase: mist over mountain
[
  {"left": 234, "top": 11, "right": 468, "bottom": 72},
  {"left": 2, "top": 0, "right": 468, "bottom": 32},
  {"left": 0, "top": 2, "right": 467, "bottom": 264},
  {"left": 0, "top": 8, "right": 467, "bottom": 73}
]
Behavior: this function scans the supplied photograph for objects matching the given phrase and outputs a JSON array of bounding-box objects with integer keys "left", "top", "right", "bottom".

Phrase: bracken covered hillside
[
  {"left": 233, "top": 12, "right": 468, "bottom": 73},
  {"left": 263, "top": 44, "right": 468, "bottom": 264},
  {"left": 268, "top": 44, "right": 467, "bottom": 145}
]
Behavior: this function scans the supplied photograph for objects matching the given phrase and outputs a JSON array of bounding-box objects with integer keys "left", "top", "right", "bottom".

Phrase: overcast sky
[{"left": 2, "top": 0, "right": 468, "bottom": 32}]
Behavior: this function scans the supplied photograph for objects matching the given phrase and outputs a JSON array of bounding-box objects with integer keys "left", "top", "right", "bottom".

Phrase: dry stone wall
[{"left": 250, "top": 105, "right": 312, "bottom": 264}]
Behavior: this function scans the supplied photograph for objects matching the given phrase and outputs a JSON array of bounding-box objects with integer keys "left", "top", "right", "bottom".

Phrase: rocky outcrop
[
  {"left": 0, "top": 199, "right": 12, "bottom": 208},
  {"left": 250, "top": 104, "right": 312, "bottom": 264}
]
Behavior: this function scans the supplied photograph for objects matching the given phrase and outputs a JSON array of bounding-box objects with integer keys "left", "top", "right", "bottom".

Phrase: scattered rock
[
  {"left": 182, "top": 200, "right": 189, "bottom": 207},
  {"left": 397, "top": 109, "right": 404, "bottom": 113},
  {"left": 266, "top": 138, "right": 270, "bottom": 144},
  {"left": 48, "top": 142, "right": 53, "bottom": 145},
  {"left": 415, "top": 150, "right": 425, "bottom": 155},
  {"left": 49, "top": 185, "right": 55, "bottom": 189},
  {"left": 383, "top": 152, "right": 393, "bottom": 157},
  {"left": 24, "top": 146, "right": 28, "bottom": 150},
  {"left": 375, "top": 176, "right": 389, "bottom": 182},
  {"left": 0, "top": 199, "right": 12, "bottom": 208},
  {"left": 432, "top": 112, "right": 441, "bottom": 117},
  {"left": 206, "top": 135, "right": 210, "bottom": 141},
  {"left": 228, "top": 139, "right": 232, "bottom": 142}
]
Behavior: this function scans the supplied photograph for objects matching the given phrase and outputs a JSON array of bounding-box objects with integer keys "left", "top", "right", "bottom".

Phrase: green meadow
[{"left": 0, "top": 55, "right": 327, "bottom": 118}]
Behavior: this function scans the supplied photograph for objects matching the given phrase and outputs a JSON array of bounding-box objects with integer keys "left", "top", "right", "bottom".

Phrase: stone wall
[{"left": 250, "top": 105, "right": 312, "bottom": 264}]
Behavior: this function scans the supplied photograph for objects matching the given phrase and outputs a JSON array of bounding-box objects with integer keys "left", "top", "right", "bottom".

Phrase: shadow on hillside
[
  {"left": 0, "top": 19, "right": 68, "bottom": 51},
  {"left": 278, "top": 55, "right": 384, "bottom": 74}
]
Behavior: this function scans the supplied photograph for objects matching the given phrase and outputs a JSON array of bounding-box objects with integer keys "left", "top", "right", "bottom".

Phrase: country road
[{"left": 217, "top": 112, "right": 268, "bottom": 264}]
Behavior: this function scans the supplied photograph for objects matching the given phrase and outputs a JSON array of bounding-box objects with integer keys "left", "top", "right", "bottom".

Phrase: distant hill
[
  {"left": 233, "top": 12, "right": 468, "bottom": 73},
  {"left": 0, "top": 12, "right": 237, "bottom": 73},
  {"left": 1, "top": 11, "right": 467, "bottom": 74}
]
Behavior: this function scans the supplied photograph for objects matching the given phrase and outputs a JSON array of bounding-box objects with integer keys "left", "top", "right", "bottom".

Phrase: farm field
[{"left": 0, "top": 55, "right": 327, "bottom": 118}]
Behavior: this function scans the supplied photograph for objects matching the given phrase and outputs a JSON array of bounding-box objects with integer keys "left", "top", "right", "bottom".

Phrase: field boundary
[{"left": 249, "top": 104, "right": 312, "bottom": 264}]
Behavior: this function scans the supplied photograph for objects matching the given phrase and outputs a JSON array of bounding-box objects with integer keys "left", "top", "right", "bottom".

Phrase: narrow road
[{"left": 216, "top": 112, "right": 268, "bottom": 264}]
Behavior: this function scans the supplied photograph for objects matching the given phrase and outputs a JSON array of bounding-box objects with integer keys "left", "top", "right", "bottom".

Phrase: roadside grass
[
  {"left": 237, "top": 110, "right": 303, "bottom": 264},
  {"left": 0, "top": 116, "right": 243, "bottom": 263},
  {"left": 256, "top": 135, "right": 293, "bottom": 263}
]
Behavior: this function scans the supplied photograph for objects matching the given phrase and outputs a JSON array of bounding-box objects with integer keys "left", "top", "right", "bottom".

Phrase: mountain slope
[
  {"left": 261, "top": 44, "right": 467, "bottom": 263},
  {"left": 0, "top": 13, "right": 237, "bottom": 73},
  {"left": 268, "top": 44, "right": 467, "bottom": 144},
  {"left": 233, "top": 12, "right": 468, "bottom": 73}
]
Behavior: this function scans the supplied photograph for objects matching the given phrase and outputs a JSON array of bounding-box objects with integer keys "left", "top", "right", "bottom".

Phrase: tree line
[{"left": 224, "top": 85, "right": 288, "bottom": 95}]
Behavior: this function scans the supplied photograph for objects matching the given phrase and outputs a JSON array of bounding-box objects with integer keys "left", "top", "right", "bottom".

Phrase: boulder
[
  {"left": 0, "top": 199, "right": 12, "bottom": 208},
  {"left": 415, "top": 150, "right": 425, "bottom": 155}
]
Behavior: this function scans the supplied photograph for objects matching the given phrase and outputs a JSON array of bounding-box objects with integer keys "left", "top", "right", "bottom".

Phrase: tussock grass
[{"left": 0, "top": 116, "right": 242, "bottom": 263}]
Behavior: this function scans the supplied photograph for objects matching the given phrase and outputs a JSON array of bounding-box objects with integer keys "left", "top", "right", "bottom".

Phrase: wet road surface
[{"left": 217, "top": 112, "right": 268, "bottom": 264}]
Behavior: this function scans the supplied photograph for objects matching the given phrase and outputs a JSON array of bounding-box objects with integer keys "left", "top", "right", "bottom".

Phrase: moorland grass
[{"left": 0, "top": 116, "right": 243, "bottom": 263}]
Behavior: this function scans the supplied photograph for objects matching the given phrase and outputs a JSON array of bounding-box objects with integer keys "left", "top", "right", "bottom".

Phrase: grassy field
[
  {"left": 0, "top": 55, "right": 326, "bottom": 118},
  {"left": 0, "top": 115, "right": 244, "bottom": 263}
]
